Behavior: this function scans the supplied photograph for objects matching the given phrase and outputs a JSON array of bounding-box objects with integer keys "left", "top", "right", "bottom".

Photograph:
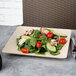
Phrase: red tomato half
[
  {"left": 36, "top": 41, "right": 42, "bottom": 48},
  {"left": 59, "top": 38, "right": 66, "bottom": 44},
  {"left": 21, "top": 48, "right": 29, "bottom": 53},
  {"left": 47, "top": 32, "right": 53, "bottom": 38}
]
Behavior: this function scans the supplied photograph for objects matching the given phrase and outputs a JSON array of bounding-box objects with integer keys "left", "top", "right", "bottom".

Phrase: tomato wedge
[
  {"left": 36, "top": 41, "right": 42, "bottom": 48},
  {"left": 21, "top": 48, "right": 29, "bottom": 53},
  {"left": 47, "top": 32, "right": 53, "bottom": 38},
  {"left": 59, "top": 38, "right": 66, "bottom": 44}
]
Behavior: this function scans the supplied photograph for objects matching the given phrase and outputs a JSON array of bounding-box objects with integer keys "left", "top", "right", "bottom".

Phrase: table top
[{"left": 0, "top": 26, "right": 76, "bottom": 76}]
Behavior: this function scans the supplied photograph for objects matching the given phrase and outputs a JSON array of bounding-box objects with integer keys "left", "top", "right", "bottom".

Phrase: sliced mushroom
[
  {"left": 40, "top": 27, "right": 49, "bottom": 35},
  {"left": 50, "top": 39, "right": 57, "bottom": 46},
  {"left": 56, "top": 35, "right": 60, "bottom": 43},
  {"left": 19, "top": 39, "right": 26, "bottom": 45},
  {"left": 40, "top": 27, "right": 45, "bottom": 35},
  {"left": 25, "top": 29, "right": 34, "bottom": 35}
]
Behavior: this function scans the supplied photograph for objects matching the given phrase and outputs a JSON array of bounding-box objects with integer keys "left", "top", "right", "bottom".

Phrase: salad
[{"left": 16, "top": 27, "right": 67, "bottom": 55}]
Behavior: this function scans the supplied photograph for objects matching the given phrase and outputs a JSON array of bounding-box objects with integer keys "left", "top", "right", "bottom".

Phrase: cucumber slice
[
  {"left": 21, "top": 36, "right": 31, "bottom": 39},
  {"left": 46, "top": 42, "right": 56, "bottom": 52}
]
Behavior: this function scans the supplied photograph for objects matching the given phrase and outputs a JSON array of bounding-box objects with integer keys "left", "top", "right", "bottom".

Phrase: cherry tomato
[
  {"left": 59, "top": 38, "right": 66, "bottom": 44},
  {"left": 36, "top": 41, "right": 42, "bottom": 48},
  {"left": 24, "top": 34, "right": 26, "bottom": 36},
  {"left": 47, "top": 32, "right": 53, "bottom": 38},
  {"left": 39, "top": 35, "right": 42, "bottom": 38},
  {"left": 21, "top": 48, "right": 29, "bottom": 53}
]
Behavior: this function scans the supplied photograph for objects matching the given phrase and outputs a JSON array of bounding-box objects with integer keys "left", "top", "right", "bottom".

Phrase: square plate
[{"left": 2, "top": 26, "right": 72, "bottom": 59}]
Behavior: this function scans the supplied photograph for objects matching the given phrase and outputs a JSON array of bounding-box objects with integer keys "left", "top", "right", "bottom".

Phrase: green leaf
[
  {"left": 40, "top": 47, "right": 47, "bottom": 52},
  {"left": 29, "top": 49, "right": 36, "bottom": 53},
  {"left": 53, "top": 33, "right": 67, "bottom": 38},
  {"left": 35, "top": 48, "right": 41, "bottom": 53},
  {"left": 30, "top": 38, "right": 37, "bottom": 47},
  {"left": 53, "top": 36, "right": 57, "bottom": 39},
  {"left": 16, "top": 38, "right": 19, "bottom": 43},
  {"left": 30, "top": 30, "right": 41, "bottom": 38},
  {"left": 25, "top": 39, "right": 30, "bottom": 45},
  {"left": 18, "top": 47, "right": 21, "bottom": 51},
  {"left": 19, "top": 43, "right": 25, "bottom": 48},
  {"left": 60, "top": 36, "right": 67, "bottom": 38},
  {"left": 46, "top": 28, "right": 54, "bottom": 32},
  {"left": 39, "top": 35, "right": 47, "bottom": 40},
  {"left": 16, "top": 38, "right": 20, "bottom": 45},
  {"left": 35, "top": 52, "right": 45, "bottom": 55},
  {"left": 24, "top": 44, "right": 31, "bottom": 50},
  {"left": 35, "top": 47, "right": 46, "bottom": 55},
  {"left": 47, "top": 38, "right": 52, "bottom": 42},
  {"left": 17, "top": 44, "right": 25, "bottom": 51},
  {"left": 53, "top": 35, "right": 67, "bottom": 39},
  {"left": 42, "top": 45, "right": 46, "bottom": 48},
  {"left": 50, "top": 51, "right": 60, "bottom": 55},
  {"left": 56, "top": 43, "right": 64, "bottom": 50}
]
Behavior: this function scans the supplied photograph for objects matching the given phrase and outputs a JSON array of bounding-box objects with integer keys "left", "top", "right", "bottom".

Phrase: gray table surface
[{"left": 0, "top": 26, "right": 76, "bottom": 76}]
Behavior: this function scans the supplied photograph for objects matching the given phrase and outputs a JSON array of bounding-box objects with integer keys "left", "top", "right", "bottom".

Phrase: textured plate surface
[{"left": 2, "top": 26, "right": 72, "bottom": 59}]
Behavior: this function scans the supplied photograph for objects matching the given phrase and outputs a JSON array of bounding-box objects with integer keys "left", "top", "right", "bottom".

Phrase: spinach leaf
[
  {"left": 16, "top": 38, "right": 19, "bottom": 43},
  {"left": 24, "top": 44, "right": 31, "bottom": 50},
  {"left": 46, "top": 38, "right": 52, "bottom": 42},
  {"left": 30, "top": 30, "right": 41, "bottom": 38},
  {"left": 40, "top": 47, "right": 47, "bottom": 53},
  {"left": 50, "top": 51, "right": 60, "bottom": 55},
  {"left": 25, "top": 39, "right": 30, "bottom": 45},
  {"left": 41, "top": 38, "right": 51, "bottom": 45},
  {"left": 16, "top": 38, "right": 20, "bottom": 45},
  {"left": 42, "top": 45, "right": 46, "bottom": 48},
  {"left": 30, "top": 38, "right": 37, "bottom": 47},
  {"left": 35, "top": 48, "right": 41, "bottom": 53},
  {"left": 53, "top": 35, "right": 67, "bottom": 39},
  {"left": 60, "top": 36, "right": 67, "bottom": 38},
  {"left": 46, "top": 28, "right": 54, "bottom": 32},
  {"left": 29, "top": 48, "right": 36, "bottom": 53},
  {"left": 19, "top": 43, "right": 25, "bottom": 48},
  {"left": 18, "top": 47, "right": 21, "bottom": 51},
  {"left": 17, "top": 43, "right": 25, "bottom": 51},
  {"left": 35, "top": 47, "right": 46, "bottom": 55},
  {"left": 56, "top": 43, "right": 64, "bottom": 50},
  {"left": 35, "top": 52, "right": 45, "bottom": 55},
  {"left": 53, "top": 36, "right": 57, "bottom": 39},
  {"left": 39, "top": 35, "right": 47, "bottom": 40}
]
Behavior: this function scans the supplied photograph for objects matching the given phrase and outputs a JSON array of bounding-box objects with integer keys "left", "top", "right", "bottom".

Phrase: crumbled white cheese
[{"left": 19, "top": 39, "right": 26, "bottom": 45}]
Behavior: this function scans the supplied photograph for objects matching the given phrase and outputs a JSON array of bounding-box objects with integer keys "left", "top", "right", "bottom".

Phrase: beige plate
[{"left": 2, "top": 26, "right": 72, "bottom": 59}]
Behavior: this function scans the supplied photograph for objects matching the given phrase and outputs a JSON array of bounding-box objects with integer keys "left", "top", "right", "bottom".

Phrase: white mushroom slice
[
  {"left": 40, "top": 27, "right": 44, "bottom": 35},
  {"left": 25, "top": 29, "right": 34, "bottom": 35},
  {"left": 19, "top": 39, "right": 26, "bottom": 45},
  {"left": 40, "top": 27, "right": 49, "bottom": 35},
  {"left": 50, "top": 39, "right": 57, "bottom": 46},
  {"left": 56, "top": 35, "right": 60, "bottom": 43}
]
